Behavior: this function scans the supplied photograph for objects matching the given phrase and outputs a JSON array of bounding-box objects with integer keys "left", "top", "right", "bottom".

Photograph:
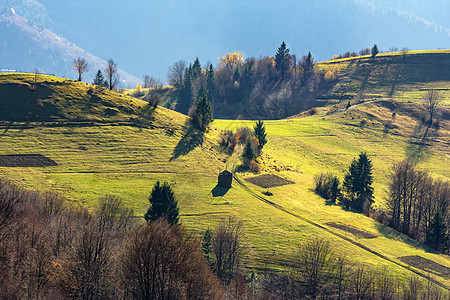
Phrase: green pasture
[{"left": 0, "top": 56, "right": 450, "bottom": 288}]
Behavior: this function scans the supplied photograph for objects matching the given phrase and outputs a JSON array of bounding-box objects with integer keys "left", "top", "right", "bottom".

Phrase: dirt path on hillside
[{"left": 233, "top": 175, "right": 449, "bottom": 290}]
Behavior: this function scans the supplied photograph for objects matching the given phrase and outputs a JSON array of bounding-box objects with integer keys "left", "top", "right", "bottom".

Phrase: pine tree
[
  {"left": 202, "top": 228, "right": 213, "bottom": 264},
  {"left": 93, "top": 69, "right": 105, "bottom": 85},
  {"left": 330, "top": 176, "right": 341, "bottom": 204},
  {"left": 253, "top": 117, "right": 267, "bottom": 150},
  {"left": 194, "top": 93, "right": 213, "bottom": 131},
  {"left": 144, "top": 181, "right": 179, "bottom": 224},
  {"left": 343, "top": 152, "right": 374, "bottom": 212},
  {"left": 302, "top": 51, "right": 315, "bottom": 79},
  {"left": 275, "top": 41, "right": 290, "bottom": 79},
  {"left": 427, "top": 211, "right": 448, "bottom": 252},
  {"left": 192, "top": 57, "right": 202, "bottom": 79},
  {"left": 206, "top": 64, "right": 216, "bottom": 103},
  {"left": 242, "top": 138, "right": 256, "bottom": 161},
  {"left": 177, "top": 66, "right": 193, "bottom": 114},
  {"left": 371, "top": 44, "right": 379, "bottom": 58}
]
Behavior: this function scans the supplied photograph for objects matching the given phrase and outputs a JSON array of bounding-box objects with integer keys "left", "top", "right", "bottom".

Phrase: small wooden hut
[{"left": 218, "top": 170, "right": 233, "bottom": 188}]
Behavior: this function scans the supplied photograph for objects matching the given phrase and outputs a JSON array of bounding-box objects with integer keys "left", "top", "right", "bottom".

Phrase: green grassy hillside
[
  {"left": 317, "top": 50, "right": 450, "bottom": 106},
  {"left": 0, "top": 69, "right": 449, "bottom": 288}
]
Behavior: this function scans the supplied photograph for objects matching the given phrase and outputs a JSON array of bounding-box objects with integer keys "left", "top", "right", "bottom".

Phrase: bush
[
  {"left": 249, "top": 160, "right": 261, "bottom": 173},
  {"left": 360, "top": 118, "right": 368, "bottom": 127},
  {"left": 314, "top": 173, "right": 341, "bottom": 202},
  {"left": 236, "top": 127, "right": 253, "bottom": 144},
  {"left": 219, "top": 130, "right": 237, "bottom": 154}
]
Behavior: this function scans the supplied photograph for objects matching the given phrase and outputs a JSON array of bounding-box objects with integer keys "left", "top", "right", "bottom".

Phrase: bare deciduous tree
[
  {"left": 167, "top": 60, "right": 187, "bottom": 89},
  {"left": 95, "top": 194, "right": 134, "bottom": 231},
  {"left": 211, "top": 217, "right": 245, "bottom": 283},
  {"left": 105, "top": 59, "right": 120, "bottom": 90},
  {"left": 119, "top": 220, "right": 223, "bottom": 299},
  {"left": 143, "top": 75, "right": 162, "bottom": 89},
  {"left": 294, "top": 237, "right": 335, "bottom": 299},
  {"left": 73, "top": 57, "right": 89, "bottom": 81}
]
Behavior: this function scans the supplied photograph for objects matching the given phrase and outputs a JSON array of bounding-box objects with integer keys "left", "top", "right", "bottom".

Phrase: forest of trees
[{"left": 168, "top": 42, "right": 334, "bottom": 119}]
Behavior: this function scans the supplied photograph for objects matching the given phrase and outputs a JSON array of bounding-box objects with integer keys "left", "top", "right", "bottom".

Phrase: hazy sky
[{"left": 34, "top": 0, "right": 450, "bottom": 82}]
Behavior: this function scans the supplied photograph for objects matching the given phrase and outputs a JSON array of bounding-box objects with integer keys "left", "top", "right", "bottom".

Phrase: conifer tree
[
  {"left": 343, "top": 152, "right": 374, "bottom": 212},
  {"left": 93, "top": 69, "right": 105, "bottom": 86},
  {"left": 93, "top": 69, "right": 109, "bottom": 88},
  {"left": 427, "top": 211, "right": 448, "bottom": 252},
  {"left": 144, "top": 181, "right": 179, "bottom": 224},
  {"left": 275, "top": 41, "right": 290, "bottom": 79},
  {"left": 192, "top": 57, "right": 202, "bottom": 79},
  {"left": 371, "top": 44, "right": 379, "bottom": 58},
  {"left": 177, "top": 66, "right": 193, "bottom": 114},
  {"left": 206, "top": 64, "right": 216, "bottom": 103},
  {"left": 253, "top": 117, "right": 267, "bottom": 150},
  {"left": 330, "top": 176, "right": 341, "bottom": 203},
  {"left": 194, "top": 93, "right": 213, "bottom": 131},
  {"left": 202, "top": 228, "right": 213, "bottom": 264},
  {"left": 302, "top": 51, "right": 315, "bottom": 79},
  {"left": 242, "top": 138, "right": 256, "bottom": 161}
]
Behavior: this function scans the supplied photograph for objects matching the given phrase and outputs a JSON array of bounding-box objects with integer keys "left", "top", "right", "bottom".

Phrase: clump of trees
[
  {"left": 168, "top": 42, "right": 325, "bottom": 119},
  {"left": 314, "top": 152, "right": 373, "bottom": 213},
  {"left": 386, "top": 159, "right": 449, "bottom": 251}
]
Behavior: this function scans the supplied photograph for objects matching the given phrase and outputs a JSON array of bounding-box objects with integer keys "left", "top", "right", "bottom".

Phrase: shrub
[
  {"left": 360, "top": 118, "right": 368, "bottom": 127},
  {"left": 235, "top": 127, "right": 253, "bottom": 143},
  {"left": 249, "top": 160, "right": 261, "bottom": 173},
  {"left": 219, "top": 130, "right": 236, "bottom": 154},
  {"left": 314, "top": 173, "right": 341, "bottom": 201}
]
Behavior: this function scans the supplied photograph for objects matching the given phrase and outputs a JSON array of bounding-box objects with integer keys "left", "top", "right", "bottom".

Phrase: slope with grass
[{"left": 0, "top": 72, "right": 450, "bottom": 288}]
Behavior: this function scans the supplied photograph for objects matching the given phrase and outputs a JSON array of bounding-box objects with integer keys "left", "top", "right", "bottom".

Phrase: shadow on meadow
[
  {"left": 170, "top": 121, "right": 204, "bottom": 161},
  {"left": 211, "top": 184, "right": 231, "bottom": 197}
]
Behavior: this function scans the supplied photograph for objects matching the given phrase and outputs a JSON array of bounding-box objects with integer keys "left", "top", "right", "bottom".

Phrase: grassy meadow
[{"left": 0, "top": 51, "right": 450, "bottom": 288}]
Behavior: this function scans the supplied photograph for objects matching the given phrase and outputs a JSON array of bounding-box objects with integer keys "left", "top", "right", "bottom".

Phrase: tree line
[{"left": 168, "top": 42, "right": 328, "bottom": 120}]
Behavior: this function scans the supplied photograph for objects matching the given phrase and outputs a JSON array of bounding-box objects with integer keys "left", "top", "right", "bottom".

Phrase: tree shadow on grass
[
  {"left": 170, "top": 122, "right": 204, "bottom": 161},
  {"left": 374, "top": 222, "right": 438, "bottom": 254},
  {"left": 211, "top": 184, "right": 231, "bottom": 197}
]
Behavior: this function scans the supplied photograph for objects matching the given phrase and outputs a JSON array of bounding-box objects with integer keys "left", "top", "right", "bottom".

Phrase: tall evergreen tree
[
  {"left": 192, "top": 57, "right": 202, "bottom": 79},
  {"left": 275, "top": 41, "right": 290, "bottom": 79},
  {"left": 144, "top": 181, "right": 179, "bottom": 224},
  {"left": 206, "top": 64, "right": 216, "bottom": 103},
  {"left": 242, "top": 138, "right": 256, "bottom": 161},
  {"left": 177, "top": 66, "right": 193, "bottom": 114},
  {"left": 302, "top": 51, "right": 315, "bottom": 79},
  {"left": 343, "top": 152, "right": 374, "bottom": 212},
  {"left": 93, "top": 69, "right": 108, "bottom": 88},
  {"left": 253, "top": 117, "right": 267, "bottom": 150},
  {"left": 202, "top": 228, "right": 213, "bottom": 264},
  {"left": 427, "top": 211, "right": 448, "bottom": 252},
  {"left": 330, "top": 176, "right": 341, "bottom": 204},
  {"left": 371, "top": 44, "right": 379, "bottom": 58},
  {"left": 194, "top": 93, "right": 213, "bottom": 131}
]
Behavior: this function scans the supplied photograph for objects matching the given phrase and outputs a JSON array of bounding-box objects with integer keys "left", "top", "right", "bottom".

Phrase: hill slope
[{"left": 0, "top": 73, "right": 449, "bottom": 288}]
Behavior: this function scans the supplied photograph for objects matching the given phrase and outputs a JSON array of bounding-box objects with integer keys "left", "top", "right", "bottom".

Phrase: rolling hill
[{"left": 0, "top": 61, "right": 449, "bottom": 289}]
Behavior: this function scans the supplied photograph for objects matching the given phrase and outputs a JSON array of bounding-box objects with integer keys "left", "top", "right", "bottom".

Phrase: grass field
[{"left": 0, "top": 54, "right": 450, "bottom": 288}]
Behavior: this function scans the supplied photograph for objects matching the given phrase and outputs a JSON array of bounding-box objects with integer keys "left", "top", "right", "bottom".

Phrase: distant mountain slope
[{"left": 0, "top": 7, "right": 141, "bottom": 87}]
